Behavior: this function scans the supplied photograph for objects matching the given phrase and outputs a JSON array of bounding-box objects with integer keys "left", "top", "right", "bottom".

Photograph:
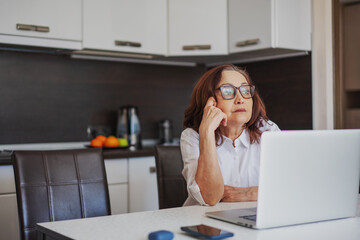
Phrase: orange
[
  {"left": 104, "top": 136, "right": 119, "bottom": 147},
  {"left": 90, "top": 138, "right": 103, "bottom": 147},
  {"left": 96, "top": 135, "right": 107, "bottom": 144}
]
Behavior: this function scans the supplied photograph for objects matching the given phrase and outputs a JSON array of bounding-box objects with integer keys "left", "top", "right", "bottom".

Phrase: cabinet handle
[
  {"left": 114, "top": 40, "right": 141, "bottom": 48},
  {"left": 182, "top": 44, "right": 211, "bottom": 51},
  {"left": 35, "top": 25, "right": 50, "bottom": 32},
  {"left": 17, "top": 24, "right": 36, "bottom": 31},
  {"left": 236, "top": 38, "right": 260, "bottom": 47},
  {"left": 149, "top": 166, "right": 156, "bottom": 173},
  {"left": 16, "top": 24, "right": 49, "bottom": 33}
]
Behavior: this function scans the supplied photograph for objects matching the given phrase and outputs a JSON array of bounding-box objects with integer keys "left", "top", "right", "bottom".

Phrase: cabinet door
[
  {"left": 228, "top": 0, "right": 272, "bottom": 54},
  {"left": 105, "top": 159, "right": 128, "bottom": 184},
  {"left": 229, "top": 0, "right": 311, "bottom": 53},
  {"left": 275, "top": 0, "right": 311, "bottom": 50},
  {"left": 83, "top": 0, "right": 167, "bottom": 55},
  {"left": 108, "top": 184, "right": 128, "bottom": 214},
  {"left": 0, "top": 194, "right": 20, "bottom": 240},
  {"left": 168, "top": 0, "right": 228, "bottom": 56},
  {"left": 0, "top": 165, "right": 16, "bottom": 194},
  {"left": 0, "top": 166, "right": 19, "bottom": 240},
  {"left": 105, "top": 159, "right": 128, "bottom": 214},
  {"left": 128, "top": 156, "right": 159, "bottom": 212},
  {"left": 0, "top": 0, "right": 82, "bottom": 49}
]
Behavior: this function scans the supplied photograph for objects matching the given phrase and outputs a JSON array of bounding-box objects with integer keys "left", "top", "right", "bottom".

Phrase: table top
[{"left": 37, "top": 198, "right": 360, "bottom": 240}]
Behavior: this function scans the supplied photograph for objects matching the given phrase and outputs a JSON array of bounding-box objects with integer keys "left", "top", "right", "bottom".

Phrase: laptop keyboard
[{"left": 242, "top": 215, "right": 257, "bottom": 221}]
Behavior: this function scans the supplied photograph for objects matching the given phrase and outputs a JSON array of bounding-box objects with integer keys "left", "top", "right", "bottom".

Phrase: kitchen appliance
[
  {"left": 158, "top": 119, "right": 173, "bottom": 144},
  {"left": 116, "top": 105, "right": 142, "bottom": 149}
]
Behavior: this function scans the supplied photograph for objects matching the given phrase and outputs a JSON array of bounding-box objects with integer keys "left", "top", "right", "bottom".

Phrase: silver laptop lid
[{"left": 256, "top": 129, "right": 360, "bottom": 229}]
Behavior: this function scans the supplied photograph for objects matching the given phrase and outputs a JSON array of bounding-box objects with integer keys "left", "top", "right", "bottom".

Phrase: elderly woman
[{"left": 181, "top": 64, "right": 280, "bottom": 206}]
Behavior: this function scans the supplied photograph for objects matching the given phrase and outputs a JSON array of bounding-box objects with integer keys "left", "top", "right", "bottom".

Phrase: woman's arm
[
  {"left": 195, "top": 97, "right": 227, "bottom": 206},
  {"left": 221, "top": 185, "right": 258, "bottom": 202}
]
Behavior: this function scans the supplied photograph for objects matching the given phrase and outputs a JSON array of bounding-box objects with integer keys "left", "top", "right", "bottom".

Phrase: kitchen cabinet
[
  {"left": 168, "top": 0, "right": 311, "bottom": 56},
  {"left": 168, "top": 0, "right": 228, "bottom": 56},
  {"left": 83, "top": 0, "right": 167, "bottom": 55},
  {"left": 0, "top": 0, "right": 82, "bottom": 49},
  {"left": 105, "top": 156, "right": 159, "bottom": 214},
  {"left": 0, "top": 195, "right": 19, "bottom": 240},
  {"left": 0, "top": 165, "right": 20, "bottom": 240},
  {"left": 0, "top": 0, "right": 311, "bottom": 61},
  {"left": 341, "top": 3, "right": 360, "bottom": 129},
  {"left": 228, "top": 0, "right": 311, "bottom": 53},
  {"left": 104, "top": 158, "right": 128, "bottom": 214},
  {"left": 128, "top": 156, "right": 159, "bottom": 212}
]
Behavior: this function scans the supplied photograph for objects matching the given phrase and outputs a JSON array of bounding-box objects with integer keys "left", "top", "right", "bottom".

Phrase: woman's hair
[{"left": 183, "top": 64, "right": 268, "bottom": 145}]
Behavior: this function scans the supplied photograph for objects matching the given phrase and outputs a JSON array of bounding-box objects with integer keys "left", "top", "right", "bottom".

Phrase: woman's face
[{"left": 215, "top": 70, "right": 253, "bottom": 127}]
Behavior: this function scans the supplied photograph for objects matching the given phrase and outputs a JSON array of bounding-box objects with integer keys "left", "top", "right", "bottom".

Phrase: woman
[{"left": 181, "top": 64, "right": 280, "bottom": 206}]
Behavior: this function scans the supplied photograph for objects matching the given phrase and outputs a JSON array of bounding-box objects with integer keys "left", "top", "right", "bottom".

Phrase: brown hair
[{"left": 183, "top": 64, "right": 268, "bottom": 145}]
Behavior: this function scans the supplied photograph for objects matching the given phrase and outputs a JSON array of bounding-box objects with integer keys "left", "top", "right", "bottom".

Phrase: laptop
[{"left": 206, "top": 129, "right": 360, "bottom": 229}]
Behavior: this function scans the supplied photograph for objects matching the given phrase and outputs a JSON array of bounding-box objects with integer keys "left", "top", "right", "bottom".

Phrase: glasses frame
[{"left": 216, "top": 84, "right": 255, "bottom": 100}]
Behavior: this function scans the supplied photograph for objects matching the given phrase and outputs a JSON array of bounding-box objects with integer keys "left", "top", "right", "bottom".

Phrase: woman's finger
[{"left": 205, "top": 97, "right": 217, "bottom": 108}]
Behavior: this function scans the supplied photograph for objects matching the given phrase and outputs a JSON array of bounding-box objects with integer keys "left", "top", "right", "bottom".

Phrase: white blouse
[{"left": 180, "top": 120, "right": 280, "bottom": 206}]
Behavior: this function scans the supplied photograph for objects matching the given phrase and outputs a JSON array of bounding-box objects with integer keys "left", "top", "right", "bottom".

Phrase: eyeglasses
[{"left": 216, "top": 84, "right": 255, "bottom": 100}]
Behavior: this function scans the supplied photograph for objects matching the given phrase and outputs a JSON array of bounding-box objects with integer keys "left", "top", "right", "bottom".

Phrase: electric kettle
[{"left": 116, "top": 105, "right": 142, "bottom": 149}]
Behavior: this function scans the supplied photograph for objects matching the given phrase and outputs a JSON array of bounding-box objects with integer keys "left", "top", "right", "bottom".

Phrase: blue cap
[{"left": 148, "top": 230, "right": 174, "bottom": 240}]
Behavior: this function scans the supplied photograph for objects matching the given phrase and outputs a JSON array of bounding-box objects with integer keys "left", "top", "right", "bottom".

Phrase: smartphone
[{"left": 180, "top": 224, "right": 234, "bottom": 239}]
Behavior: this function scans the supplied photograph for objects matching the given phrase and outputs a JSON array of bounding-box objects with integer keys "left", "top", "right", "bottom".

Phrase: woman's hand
[
  {"left": 195, "top": 97, "right": 227, "bottom": 206},
  {"left": 221, "top": 185, "right": 258, "bottom": 202},
  {"left": 199, "top": 97, "right": 227, "bottom": 134}
]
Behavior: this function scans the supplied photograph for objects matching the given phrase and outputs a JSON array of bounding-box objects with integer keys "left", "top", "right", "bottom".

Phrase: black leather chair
[
  {"left": 12, "top": 148, "right": 111, "bottom": 240},
  {"left": 154, "top": 145, "right": 188, "bottom": 209}
]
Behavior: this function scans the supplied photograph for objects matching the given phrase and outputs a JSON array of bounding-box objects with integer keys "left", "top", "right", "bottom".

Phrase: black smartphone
[{"left": 180, "top": 224, "right": 234, "bottom": 239}]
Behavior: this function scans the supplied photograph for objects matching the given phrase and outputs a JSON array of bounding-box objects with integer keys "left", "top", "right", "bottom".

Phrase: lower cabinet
[
  {"left": 104, "top": 158, "right": 129, "bottom": 214},
  {"left": 0, "top": 194, "right": 20, "bottom": 240},
  {"left": 128, "top": 156, "right": 159, "bottom": 212},
  {"left": 0, "top": 165, "right": 20, "bottom": 240},
  {"left": 108, "top": 184, "right": 128, "bottom": 214},
  {"left": 105, "top": 156, "right": 159, "bottom": 214}
]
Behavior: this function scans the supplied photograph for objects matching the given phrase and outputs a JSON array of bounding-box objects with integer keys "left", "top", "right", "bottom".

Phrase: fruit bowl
[
  {"left": 84, "top": 145, "right": 129, "bottom": 150},
  {"left": 88, "top": 136, "right": 129, "bottom": 149}
]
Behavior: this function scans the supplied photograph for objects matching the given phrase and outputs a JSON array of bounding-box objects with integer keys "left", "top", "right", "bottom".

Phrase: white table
[{"left": 37, "top": 198, "right": 360, "bottom": 240}]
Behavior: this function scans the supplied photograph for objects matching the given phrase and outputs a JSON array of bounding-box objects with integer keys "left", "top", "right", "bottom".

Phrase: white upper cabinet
[
  {"left": 168, "top": 0, "right": 228, "bottom": 56},
  {"left": 0, "top": 0, "right": 82, "bottom": 49},
  {"left": 228, "top": 0, "right": 272, "bottom": 53},
  {"left": 228, "top": 0, "right": 311, "bottom": 54},
  {"left": 0, "top": 0, "right": 311, "bottom": 59},
  {"left": 83, "top": 0, "right": 167, "bottom": 55},
  {"left": 168, "top": 0, "right": 311, "bottom": 57}
]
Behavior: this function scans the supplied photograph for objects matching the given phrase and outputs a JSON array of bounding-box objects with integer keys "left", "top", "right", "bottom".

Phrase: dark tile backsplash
[{"left": 0, "top": 50, "right": 311, "bottom": 144}]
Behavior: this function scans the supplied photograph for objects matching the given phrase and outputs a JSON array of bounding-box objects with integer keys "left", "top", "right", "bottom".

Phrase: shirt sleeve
[{"left": 180, "top": 128, "right": 209, "bottom": 206}]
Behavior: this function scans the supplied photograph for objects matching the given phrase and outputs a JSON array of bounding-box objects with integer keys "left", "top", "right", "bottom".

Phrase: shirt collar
[
  {"left": 238, "top": 129, "right": 250, "bottom": 148},
  {"left": 221, "top": 129, "right": 250, "bottom": 149}
]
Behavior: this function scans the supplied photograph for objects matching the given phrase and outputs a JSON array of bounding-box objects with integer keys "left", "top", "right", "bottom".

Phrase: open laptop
[{"left": 206, "top": 129, "right": 360, "bottom": 229}]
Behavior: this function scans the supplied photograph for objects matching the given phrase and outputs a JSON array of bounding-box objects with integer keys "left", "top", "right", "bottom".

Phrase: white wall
[{"left": 311, "top": 0, "right": 335, "bottom": 129}]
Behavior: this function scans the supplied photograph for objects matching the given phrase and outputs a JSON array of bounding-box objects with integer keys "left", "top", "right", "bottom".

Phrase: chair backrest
[
  {"left": 154, "top": 145, "right": 187, "bottom": 209},
  {"left": 13, "top": 148, "right": 111, "bottom": 240}
]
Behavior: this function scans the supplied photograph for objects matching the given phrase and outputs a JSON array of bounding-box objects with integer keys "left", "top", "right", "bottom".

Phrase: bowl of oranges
[{"left": 88, "top": 135, "right": 129, "bottom": 149}]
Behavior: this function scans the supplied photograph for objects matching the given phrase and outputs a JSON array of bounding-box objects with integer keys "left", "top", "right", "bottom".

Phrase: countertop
[
  {"left": 102, "top": 147, "right": 155, "bottom": 159},
  {"left": 0, "top": 140, "right": 180, "bottom": 165},
  {"left": 0, "top": 141, "right": 161, "bottom": 165}
]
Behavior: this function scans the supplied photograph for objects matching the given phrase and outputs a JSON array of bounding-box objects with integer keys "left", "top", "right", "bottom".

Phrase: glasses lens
[
  {"left": 240, "top": 85, "right": 254, "bottom": 99},
  {"left": 221, "top": 86, "right": 235, "bottom": 99}
]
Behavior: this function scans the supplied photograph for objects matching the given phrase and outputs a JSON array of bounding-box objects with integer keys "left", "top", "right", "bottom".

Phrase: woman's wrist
[{"left": 199, "top": 125, "right": 215, "bottom": 138}]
